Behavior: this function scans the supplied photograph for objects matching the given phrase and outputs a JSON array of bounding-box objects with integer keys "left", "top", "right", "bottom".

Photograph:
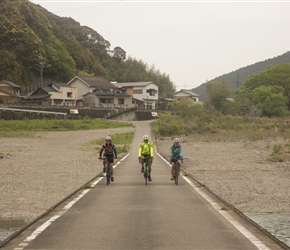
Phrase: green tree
[
  {"left": 206, "top": 80, "right": 232, "bottom": 112},
  {"left": 238, "top": 63, "right": 290, "bottom": 111},
  {"left": 252, "top": 86, "right": 288, "bottom": 117},
  {"left": 112, "top": 46, "right": 126, "bottom": 61}
]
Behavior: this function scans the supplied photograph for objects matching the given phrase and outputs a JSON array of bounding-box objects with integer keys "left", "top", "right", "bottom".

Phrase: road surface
[{"left": 3, "top": 121, "right": 284, "bottom": 250}]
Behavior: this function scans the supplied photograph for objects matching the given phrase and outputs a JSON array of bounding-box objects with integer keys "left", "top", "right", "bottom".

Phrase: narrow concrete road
[{"left": 4, "top": 121, "right": 284, "bottom": 250}]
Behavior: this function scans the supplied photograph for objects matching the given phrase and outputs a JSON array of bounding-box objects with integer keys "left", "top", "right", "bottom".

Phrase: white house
[
  {"left": 173, "top": 89, "right": 200, "bottom": 103},
  {"left": 24, "top": 83, "right": 77, "bottom": 106},
  {"left": 67, "top": 76, "right": 116, "bottom": 101},
  {"left": 83, "top": 92, "right": 132, "bottom": 108},
  {"left": 0, "top": 80, "right": 21, "bottom": 103},
  {"left": 113, "top": 81, "right": 159, "bottom": 109}
]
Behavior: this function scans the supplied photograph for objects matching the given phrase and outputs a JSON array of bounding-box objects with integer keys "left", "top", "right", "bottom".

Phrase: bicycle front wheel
[
  {"left": 144, "top": 169, "right": 148, "bottom": 185},
  {"left": 174, "top": 164, "right": 179, "bottom": 185},
  {"left": 106, "top": 165, "right": 110, "bottom": 185}
]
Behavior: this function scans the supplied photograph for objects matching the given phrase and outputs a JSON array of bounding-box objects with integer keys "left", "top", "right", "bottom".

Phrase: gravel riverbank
[{"left": 155, "top": 136, "right": 290, "bottom": 214}]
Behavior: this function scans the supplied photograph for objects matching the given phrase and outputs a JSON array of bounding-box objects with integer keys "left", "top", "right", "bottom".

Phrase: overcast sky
[{"left": 30, "top": 0, "right": 290, "bottom": 90}]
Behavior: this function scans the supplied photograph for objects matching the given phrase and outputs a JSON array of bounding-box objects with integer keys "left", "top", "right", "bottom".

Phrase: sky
[{"left": 29, "top": 0, "right": 290, "bottom": 90}]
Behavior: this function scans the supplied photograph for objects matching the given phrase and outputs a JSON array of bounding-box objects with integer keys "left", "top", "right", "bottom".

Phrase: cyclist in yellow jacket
[{"left": 138, "top": 134, "right": 154, "bottom": 181}]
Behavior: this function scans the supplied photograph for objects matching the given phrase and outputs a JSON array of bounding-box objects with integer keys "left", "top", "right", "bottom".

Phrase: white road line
[
  {"left": 14, "top": 154, "right": 130, "bottom": 250},
  {"left": 183, "top": 176, "right": 271, "bottom": 250},
  {"left": 157, "top": 152, "right": 271, "bottom": 250}
]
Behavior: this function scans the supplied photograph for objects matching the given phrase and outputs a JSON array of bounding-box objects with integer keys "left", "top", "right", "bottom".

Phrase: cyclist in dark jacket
[
  {"left": 99, "top": 136, "right": 117, "bottom": 182},
  {"left": 170, "top": 138, "right": 183, "bottom": 180}
]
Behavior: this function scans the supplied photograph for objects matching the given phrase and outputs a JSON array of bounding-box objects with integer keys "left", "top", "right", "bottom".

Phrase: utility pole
[
  {"left": 38, "top": 55, "right": 44, "bottom": 85},
  {"left": 236, "top": 73, "right": 239, "bottom": 88}
]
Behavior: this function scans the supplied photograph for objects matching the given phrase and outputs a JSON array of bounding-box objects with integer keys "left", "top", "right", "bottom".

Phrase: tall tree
[
  {"left": 238, "top": 63, "right": 290, "bottom": 111},
  {"left": 206, "top": 80, "right": 232, "bottom": 111},
  {"left": 252, "top": 86, "right": 288, "bottom": 117}
]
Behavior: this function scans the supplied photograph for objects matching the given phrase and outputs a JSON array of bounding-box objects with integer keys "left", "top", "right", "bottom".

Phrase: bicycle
[
  {"left": 172, "top": 157, "right": 181, "bottom": 185},
  {"left": 141, "top": 155, "right": 151, "bottom": 185},
  {"left": 100, "top": 157, "right": 111, "bottom": 185}
]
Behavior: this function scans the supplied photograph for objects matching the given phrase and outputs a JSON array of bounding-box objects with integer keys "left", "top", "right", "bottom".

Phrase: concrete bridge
[{"left": 107, "top": 108, "right": 159, "bottom": 121}]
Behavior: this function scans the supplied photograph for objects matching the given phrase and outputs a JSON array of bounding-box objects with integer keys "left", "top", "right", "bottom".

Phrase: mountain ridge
[{"left": 193, "top": 51, "right": 290, "bottom": 101}]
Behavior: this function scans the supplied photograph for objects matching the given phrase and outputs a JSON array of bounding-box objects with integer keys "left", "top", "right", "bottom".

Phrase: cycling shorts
[{"left": 105, "top": 156, "right": 114, "bottom": 163}]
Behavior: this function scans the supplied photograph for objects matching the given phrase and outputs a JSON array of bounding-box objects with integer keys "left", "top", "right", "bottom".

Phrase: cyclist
[
  {"left": 170, "top": 138, "right": 183, "bottom": 180},
  {"left": 99, "top": 136, "right": 117, "bottom": 182},
  {"left": 138, "top": 134, "right": 154, "bottom": 181}
]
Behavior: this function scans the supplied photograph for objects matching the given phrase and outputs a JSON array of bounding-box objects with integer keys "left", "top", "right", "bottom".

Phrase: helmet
[
  {"left": 143, "top": 135, "right": 149, "bottom": 141},
  {"left": 105, "top": 136, "right": 112, "bottom": 141},
  {"left": 173, "top": 138, "right": 179, "bottom": 143}
]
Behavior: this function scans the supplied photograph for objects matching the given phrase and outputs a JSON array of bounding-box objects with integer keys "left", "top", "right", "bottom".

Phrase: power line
[{"left": 32, "top": 1, "right": 124, "bottom": 13}]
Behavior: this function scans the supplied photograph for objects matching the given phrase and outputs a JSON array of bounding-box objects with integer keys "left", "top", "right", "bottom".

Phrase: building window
[
  {"left": 133, "top": 89, "right": 143, "bottom": 94},
  {"left": 67, "top": 92, "right": 73, "bottom": 98},
  {"left": 146, "top": 89, "right": 156, "bottom": 96},
  {"left": 118, "top": 98, "right": 124, "bottom": 105},
  {"left": 100, "top": 98, "right": 114, "bottom": 104}
]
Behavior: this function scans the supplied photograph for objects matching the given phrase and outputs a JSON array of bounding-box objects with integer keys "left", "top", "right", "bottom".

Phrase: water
[
  {"left": 245, "top": 213, "right": 290, "bottom": 247},
  {"left": 0, "top": 219, "right": 26, "bottom": 245}
]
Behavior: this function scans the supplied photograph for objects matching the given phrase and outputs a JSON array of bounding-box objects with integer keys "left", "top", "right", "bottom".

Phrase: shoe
[
  {"left": 141, "top": 166, "right": 144, "bottom": 173},
  {"left": 171, "top": 176, "right": 174, "bottom": 180},
  {"left": 111, "top": 176, "right": 114, "bottom": 182},
  {"left": 148, "top": 176, "right": 152, "bottom": 181},
  {"left": 103, "top": 167, "right": 106, "bottom": 173}
]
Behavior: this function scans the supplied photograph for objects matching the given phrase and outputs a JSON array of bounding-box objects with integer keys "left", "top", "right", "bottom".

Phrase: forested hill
[
  {"left": 0, "top": 0, "right": 175, "bottom": 96},
  {"left": 193, "top": 51, "right": 290, "bottom": 101}
]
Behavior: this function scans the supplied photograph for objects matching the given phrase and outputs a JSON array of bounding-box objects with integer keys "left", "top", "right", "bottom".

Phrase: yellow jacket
[{"left": 138, "top": 141, "right": 154, "bottom": 157}]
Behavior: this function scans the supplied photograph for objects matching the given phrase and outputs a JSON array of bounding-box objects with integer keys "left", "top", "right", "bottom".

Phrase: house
[
  {"left": 67, "top": 76, "right": 116, "bottom": 101},
  {"left": 173, "top": 89, "right": 200, "bottom": 103},
  {"left": 0, "top": 80, "right": 21, "bottom": 104},
  {"left": 83, "top": 92, "right": 132, "bottom": 108},
  {"left": 24, "top": 83, "right": 77, "bottom": 106},
  {"left": 113, "top": 81, "right": 159, "bottom": 109}
]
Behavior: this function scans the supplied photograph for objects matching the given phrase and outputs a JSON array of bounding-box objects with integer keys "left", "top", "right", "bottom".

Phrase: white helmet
[
  {"left": 173, "top": 138, "right": 179, "bottom": 143},
  {"left": 143, "top": 135, "right": 149, "bottom": 140},
  {"left": 105, "top": 136, "right": 112, "bottom": 141}
]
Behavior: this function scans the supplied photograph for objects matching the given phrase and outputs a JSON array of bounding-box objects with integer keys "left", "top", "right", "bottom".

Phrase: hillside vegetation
[
  {"left": 194, "top": 51, "right": 290, "bottom": 101},
  {"left": 0, "top": 0, "right": 174, "bottom": 97},
  {"left": 153, "top": 99, "right": 290, "bottom": 162}
]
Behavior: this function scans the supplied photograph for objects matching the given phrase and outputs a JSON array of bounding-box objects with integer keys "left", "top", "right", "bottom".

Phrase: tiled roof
[
  {"left": 0, "top": 88, "right": 19, "bottom": 97},
  {"left": 1, "top": 80, "right": 21, "bottom": 88},
  {"left": 24, "top": 94, "right": 51, "bottom": 100},
  {"left": 49, "top": 82, "right": 70, "bottom": 88},
  {"left": 174, "top": 89, "right": 200, "bottom": 97},
  {"left": 113, "top": 82, "right": 154, "bottom": 87},
  {"left": 73, "top": 76, "right": 116, "bottom": 89},
  {"left": 43, "top": 86, "right": 56, "bottom": 92},
  {"left": 83, "top": 92, "right": 131, "bottom": 97}
]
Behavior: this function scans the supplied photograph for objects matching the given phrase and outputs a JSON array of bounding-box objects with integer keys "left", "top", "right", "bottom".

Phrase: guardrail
[{"left": 0, "top": 107, "right": 67, "bottom": 116}]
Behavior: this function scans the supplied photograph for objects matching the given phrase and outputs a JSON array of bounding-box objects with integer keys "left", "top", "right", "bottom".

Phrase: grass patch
[
  {"left": 220, "top": 205, "right": 230, "bottom": 211},
  {"left": 268, "top": 141, "right": 290, "bottom": 162},
  {"left": 0, "top": 118, "right": 133, "bottom": 137},
  {"left": 83, "top": 132, "right": 134, "bottom": 155},
  {"left": 154, "top": 113, "right": 290, "bottom": 142}
]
